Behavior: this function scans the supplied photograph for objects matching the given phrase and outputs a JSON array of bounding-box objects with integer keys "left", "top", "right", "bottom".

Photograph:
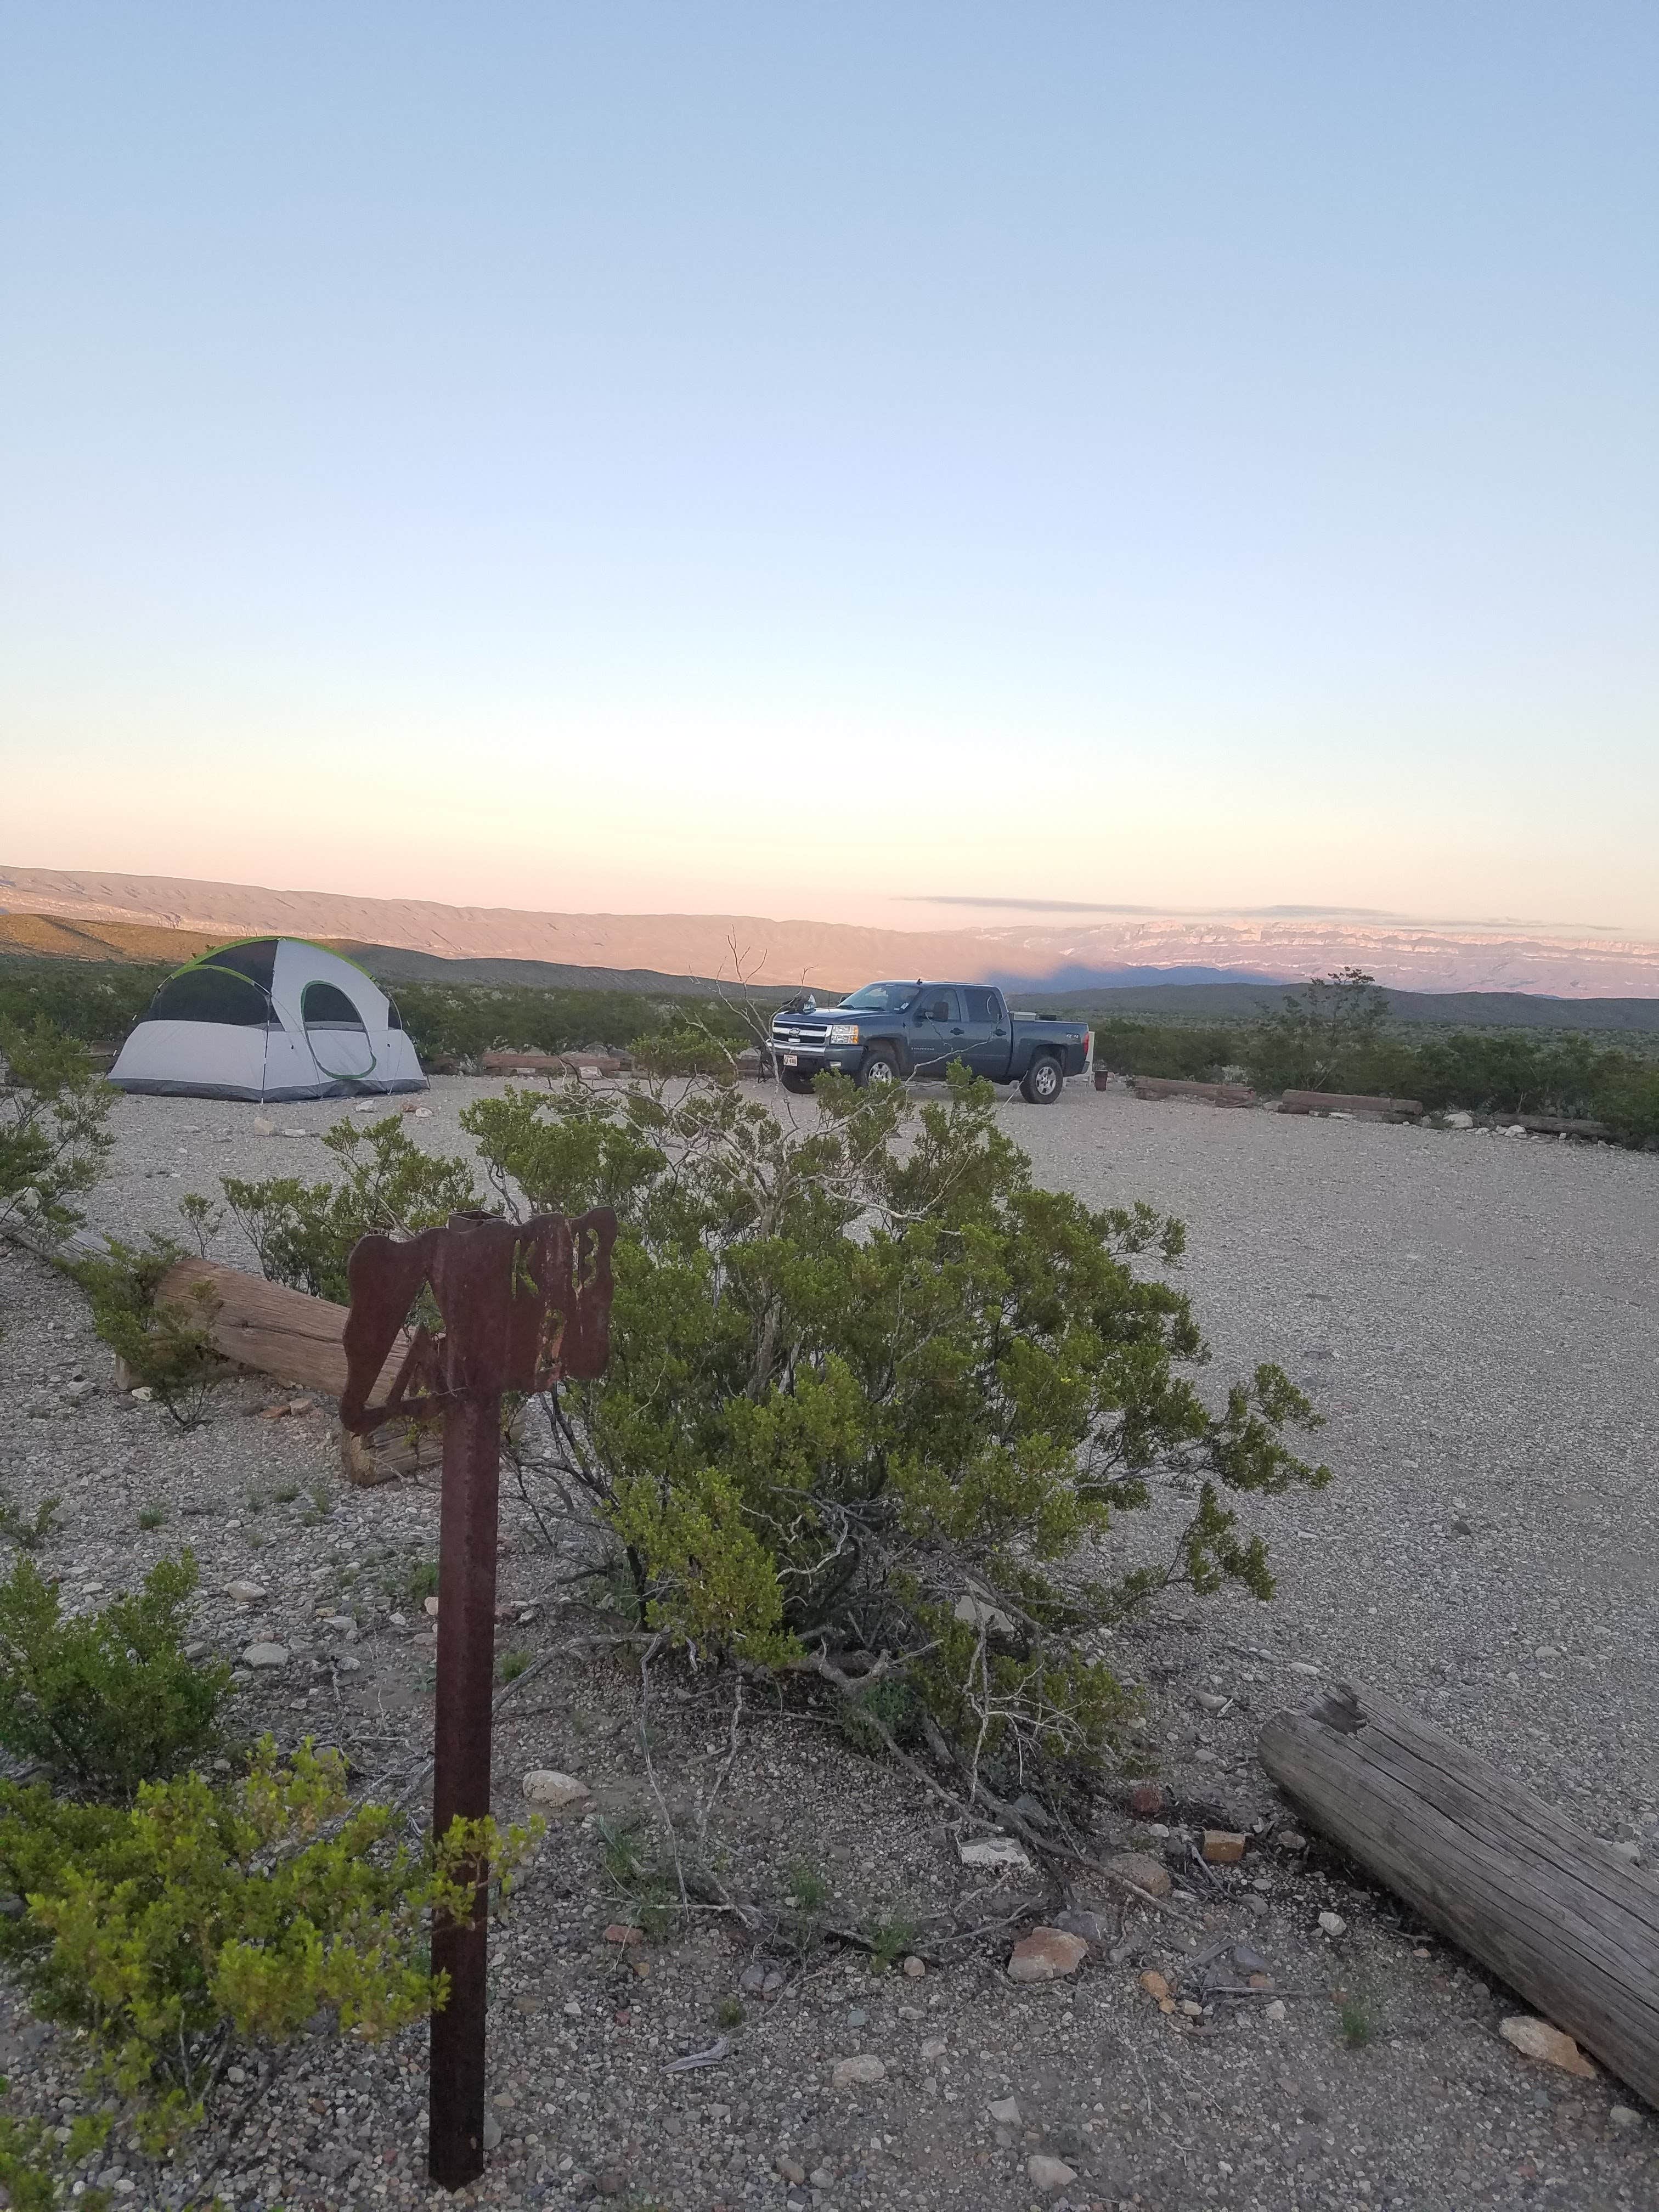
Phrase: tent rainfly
[{"left": 108, "top": 938, "right": 427, "bottom": 1102}]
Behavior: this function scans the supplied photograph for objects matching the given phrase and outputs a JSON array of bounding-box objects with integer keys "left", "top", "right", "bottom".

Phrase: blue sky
[{"left": 4, "top": 4, "right": 1656, "bottom": 929}]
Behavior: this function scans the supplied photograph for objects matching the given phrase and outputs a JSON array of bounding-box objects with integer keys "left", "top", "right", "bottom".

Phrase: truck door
[
  {"left": 958, "top": 987, "right": 1008, "bottom": 1078},
  {"left": 909, "top": 986, "right": 961, "bottom": 1074}
]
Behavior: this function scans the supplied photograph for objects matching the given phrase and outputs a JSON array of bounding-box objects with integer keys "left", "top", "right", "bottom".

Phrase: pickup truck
[{"left": 769, "top": 981, "right": 1092, "bottom": 1103}]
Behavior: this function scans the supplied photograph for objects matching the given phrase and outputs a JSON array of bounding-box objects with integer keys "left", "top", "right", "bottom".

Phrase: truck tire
[
  {"left": 1020, "top": 1052, "right": 1064, "bottom": 1104},
  {"left": 780, "top": 1069, "right": 816, "bottom": 1095},
  {"left": 856, "top": 1045, "right": 900, "bottom": 1090}
]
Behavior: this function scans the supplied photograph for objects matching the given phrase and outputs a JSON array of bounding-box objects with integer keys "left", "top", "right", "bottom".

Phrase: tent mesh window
[
  {"left": 200, "top": 940, "right": 279, "bottom": 988},
  {"left": 301, "top": 981, "right": 370, "bottom": 1032},
  {"left": 144, "top": 965, "right": 273, "bottom": 1026}
]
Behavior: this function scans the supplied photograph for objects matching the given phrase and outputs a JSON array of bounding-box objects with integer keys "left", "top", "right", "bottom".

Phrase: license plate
[{"left": 782, "top": 1053, "right": 798, "bottom": 1067}]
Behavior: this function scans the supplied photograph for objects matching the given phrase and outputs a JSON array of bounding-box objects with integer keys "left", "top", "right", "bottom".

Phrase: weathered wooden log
[
  {"left": 1130, "top": 1077, "right": 1257, "bottom": 1108},
  {"left": 1278, "top": 1089, "right": 1423, "bottom": 1120},
  {"left": 480, "top": 1051, "right": 628, "bottom": 1076},
  {"left": 152, "top": 1256, "right": 409, "bottom": 1400},
  {"left": 1510, "top": 1113, "right": 1612, "bottom": 1139},
  {"left": 151, "top": 1259, "right": 421, "bottom": 1482},
  {"left": 1260, "top": 1680, "right": 1659, "bottom": 2104}
]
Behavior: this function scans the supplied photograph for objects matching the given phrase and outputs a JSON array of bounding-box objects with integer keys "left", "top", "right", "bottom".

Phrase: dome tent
[{"left": 109, "top": 937, "right": 427, "bottom": 1101}]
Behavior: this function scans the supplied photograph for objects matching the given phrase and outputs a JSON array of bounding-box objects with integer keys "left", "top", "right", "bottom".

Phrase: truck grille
[{"left": 771, "top": 1020, "right": 829, "bottom": 1049}]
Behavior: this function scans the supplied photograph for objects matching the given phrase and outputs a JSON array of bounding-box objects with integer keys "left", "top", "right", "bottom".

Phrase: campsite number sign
[{"left": 341, "top": 1209, "right": 617, "bottom": 2190}]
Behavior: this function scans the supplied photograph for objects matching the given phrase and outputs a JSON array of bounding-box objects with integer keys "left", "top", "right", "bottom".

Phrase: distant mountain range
[{"left": 4, "top": 863, "right": 1658, "bottom": 1000}]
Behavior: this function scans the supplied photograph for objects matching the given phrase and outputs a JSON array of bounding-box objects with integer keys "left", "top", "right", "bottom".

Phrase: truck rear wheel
[
  {"left": 1020, "top": 1052, "right": 1064, "bottom": 1104},
  {"left": 857, "top": 1046, "right": 900, "bottom": 1090}
]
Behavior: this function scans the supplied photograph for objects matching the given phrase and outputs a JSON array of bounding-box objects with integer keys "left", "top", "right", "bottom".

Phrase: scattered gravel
[{"left": 0, "top": 1075, "right": 1653, "bottom": 2209}]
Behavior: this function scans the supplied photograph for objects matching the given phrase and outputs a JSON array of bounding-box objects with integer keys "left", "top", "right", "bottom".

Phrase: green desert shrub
[
  {"left": 0, "top": 1740, "right": 534, "bottom": 2149},
  {"left": 222, "top": 1112, "right": 476, "bottom": 1301},
  {"left": 0, "top": 1017, "right": 113, "bottom": 1242},
  {"left": 0, "top": 1553, "right": 229, "bottom": 1797},
  {"left": 461, "top": 1065, "right": 1330, "bottom": 1813},
  {"left": 75, "top": 1236, "right": 226, "bottom": 1428}
]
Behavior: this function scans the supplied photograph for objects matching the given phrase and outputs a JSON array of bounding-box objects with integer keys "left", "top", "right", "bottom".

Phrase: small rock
[
  {"left": 1499, "top": 2016, "right": 1597, "bottom": 2078},
  {"left": 1317, "top": 1911, "right": 1347, "bottom": 1938},
  {"left": 481, "top": 2112, "right": 502, "bottom": 2151},
  {"left": 1008, "top": 1928, "right": 1088, "bottom": 1983},
  {"left": 323, "top": 1613, "right": 356, "bottom": 1633},
  {"left": 1606, "top": 1839, "right": 1641, "bottom": 1865},
  {"left": 424, "top": 1595, "right": 440, "bottom": 1617},
  {"left": 604, "top": 1924, "right": 645, "bottom": 1946},
  {"left": 988, "top": 2096, "right": 1021, "bottom": 2125},
  {"left": 1276, "top": 1827, "right": 1307, "bottom": 1851},
  {"left": 1109, "top": 1851, "right": 1172, "bottom": 1898},
  {"left": 1053, "top": 1908, "right": 1106, "bottom": 1946},
  {"left": 1127, "top": 1781, "right": 1165, "bottom": 1818},
  {"left": 1203, "top": 1830, "right": 1247, "bottom": 1865},
  {"left": 1179, "top": 1997, "right": 1203, "bottom": 2018},
  {"left": 957, "top": 1833, "right": 1032, "bottom": 1872},
  {"left": 1026, "top": 2153, "right": 1076, "bottom": 2192},
  {"left": 286, "top": 1397, "right": 314, "bottom": 1417},
  {"left": 522, "top": 1770, "right": 591, "bottom": 1810},
  {"left": 241, "top": 1643, "right": 288, "bottom": 1669},
  {"left": 1138, "top": 1971, "right": 1170, "bottom": 2001},
  {"left": 831, "top": 2054, "right": 886, "bottom": 2089},
  {"left": 253, "top": 1116, "right": 275, "bottom": 1136},
  {"left": 1244, "top": 1893, "right": 1269, "bottom": 1918},
  {"left": 1195, "top": 1690, "right": 1229, "bottom": 1714},
  {"left": 1609, "top": 2104, "right": 1641, "bottom": 2131},
  {"left": 776, "top": 2158, "right": 806, "bottom": 2185},
  {"left": 920, "top": 2036, "right": 947, "bottom": 2062},
  {"left": 1445, "top": 1110, "right": 1473, "bottom": 1128},
  {"left": 1265, "top": 1999, "right": 1287, "bottom": 2022},
  {"left": 901, "top": 1954, "right": 926, "bottom": 1978},
  {"left": 130, "top": 1385, "right": 155, "bottom": 1402},
  {"left": 337, "top": 1653, "right": 360, "bottom": 1672},
  {"left": 953, "top": 1592, "right": 1015, "bottom": 1636},
  {"left": 1232, "top": 1943, "right": 1273, "bottom": 1977},
  {"left": 225, "top": 1581, "right": 267, "bottom": 1604}
]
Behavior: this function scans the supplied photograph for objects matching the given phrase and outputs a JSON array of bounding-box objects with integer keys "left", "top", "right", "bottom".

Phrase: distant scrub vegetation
[
  {"left": 1092, "top": 969, "right": 1659, "bottom": 1143},
  {"left": 3, "top": 955, "right": 1656, "bottom": 1144}
]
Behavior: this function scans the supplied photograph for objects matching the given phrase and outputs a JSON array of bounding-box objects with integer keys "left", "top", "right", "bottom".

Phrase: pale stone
[
  {"left": 901, "top": 1954, "right": 925, "bottom": 1978},
  {"left": 953, "top": 1592, "right": 1015, "bottom": 1636},
  {"left": 521, "top": 1770, "right": 590, "bottom": 1810},
  {"left": 988, "top": 2096, "right": 1021, "bottom": 2125},
  {"left": 241, "top": 1643, "right": 287, "bottom": 1669},
  {"left": 1266, "top": 1999, "right": 1287, "bottom": 2022},
  {"left": 1317, "top": 1910, "right": 1347, "bottom": 1937},
  {"left": 831, "top": 2054, "right": 886, "bottom": 2089},
  {"left": 1499, "top": 2016, "right": 1596, "bottom": 2078},
  {"left": 957, "top": 1834, "right": 1032, "bottom": 1872},
  {"left": 1203, "top": 1829, "right": 1248, "bottom": 1865},
  {"left": 225, "top": 1581, "right": 267, "bottom": 1603},
  {"left": 1026, "top": 2154, "right": 1076, "bottom": 2192},
  {"left": 1138, "top": 1970, "right": 1170, "bottom": 2000}
]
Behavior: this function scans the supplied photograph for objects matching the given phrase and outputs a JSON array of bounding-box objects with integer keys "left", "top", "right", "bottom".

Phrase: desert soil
[{"left": 1, "top": 1074, "right": 1654, "bottom": 2212}]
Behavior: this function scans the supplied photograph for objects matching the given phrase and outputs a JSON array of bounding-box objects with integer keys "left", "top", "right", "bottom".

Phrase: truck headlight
[{"left": 828, "top": 1023, "right": 859, "bottom": 1045}]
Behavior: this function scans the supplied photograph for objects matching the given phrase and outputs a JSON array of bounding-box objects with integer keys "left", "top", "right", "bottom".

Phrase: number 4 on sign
[{"left": 340, "top": 1207, "right": 617, "bottom": 2190}]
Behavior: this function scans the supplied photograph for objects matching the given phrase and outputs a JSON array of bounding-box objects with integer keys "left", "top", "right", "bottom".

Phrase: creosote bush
[
  {"left": 223, "top": 1113, "right": 476, "bottom": 1301},
  {"left": 0, "top": 1741, "right": 537, "bottom": 2150},
  {"left": 466, "top": 1065, "right": 1330, "bottom": 1814},
  {"left": 0, "top": 1553, "right": 229, "bottom": 1798},
  {"left": 0, "top": 1017, "right": 112, "bottom": 1244},
  {"left": 74, "top": 1236, "right": 226, "bottom": 1428},
  {"left": 210, "top": 1061, "right": 1331, "bottom": 1821}
]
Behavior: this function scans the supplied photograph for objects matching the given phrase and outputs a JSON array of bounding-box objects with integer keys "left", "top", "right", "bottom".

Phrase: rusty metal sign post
[{"left": 340, "top": 1208, "right": 617, "bottom": 2191}]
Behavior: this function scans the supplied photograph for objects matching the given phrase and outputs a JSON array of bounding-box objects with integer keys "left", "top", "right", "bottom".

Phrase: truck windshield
[{"left": 836, "top": 981, "right": 918, "bottom": 1012}]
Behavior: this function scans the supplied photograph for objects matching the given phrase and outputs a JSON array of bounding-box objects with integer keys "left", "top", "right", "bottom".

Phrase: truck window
[{"left": 962, "top": 988, "right": 999, "bottom": 1022}]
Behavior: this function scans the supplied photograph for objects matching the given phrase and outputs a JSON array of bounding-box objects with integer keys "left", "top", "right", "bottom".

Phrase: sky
[{"left": 3, "top": 3, "right": 1657, "bottom": 934}]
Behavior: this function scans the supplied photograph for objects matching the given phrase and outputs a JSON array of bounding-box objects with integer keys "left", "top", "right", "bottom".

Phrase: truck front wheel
[
  {"left": 1020, "top": 1052, "right": 1064, "bottom": 1104},
  {"left": 857, "top": 1046, "right": 900, "bottom": 1090}
]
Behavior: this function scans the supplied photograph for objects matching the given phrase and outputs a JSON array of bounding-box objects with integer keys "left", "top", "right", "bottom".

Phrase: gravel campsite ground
[{"left": 2, "top": 1075, "right": 1655, "bottom": 2212}]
